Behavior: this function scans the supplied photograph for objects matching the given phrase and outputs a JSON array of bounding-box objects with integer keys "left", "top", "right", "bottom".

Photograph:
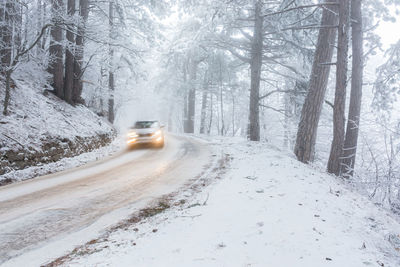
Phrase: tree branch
[
  {"left": 259, "top": 89, "right": 306, "bottom": 100},
  {"left": 263, "top": 2, "right": 339, "bottom": 17},
  {"left": 325, "top": 99, "right": 334, "bottom": 109}
]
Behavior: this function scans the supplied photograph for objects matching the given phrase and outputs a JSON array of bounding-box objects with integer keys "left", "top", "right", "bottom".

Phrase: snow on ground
[
  {"left": 0, "top": 80, "right": 113, "bottom": 151},
  {"left": 0, "top": 80, "right": 116, "bottom": 183},
  {"left": 57, "top": 137, "right": 400, "bottom": 267}
]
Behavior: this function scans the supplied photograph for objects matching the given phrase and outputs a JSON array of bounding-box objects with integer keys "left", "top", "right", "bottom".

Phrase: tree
[
  {"left": 199, "top": 70, "right": 209, "bottom": 134},
  {"left": 1, "top": 0, "right": 15, "bottom": 115},
  {"left": 64, "top": 0, "right": 75, "bottom": 104},
  {"left": 72, "top": 0, "right": 90, "bottom": 104},
  {"left": 187, "top": 56, "right": 200, "bottom": 133},
  {"left": 294, "top": 0, "right": 339, "bottom": 163},
  {"left": 248, "top": 0, "right": 263, "bottom": 141},
  {"left": 0, "top": 1, "right": 13, "bottom": 78},
  {"left": 108, "top": 0, "right": 115, "bottom": 123},
  {"left": 2, "top": 8, "right": 52, "bottom": 114},
  {"left": 48, "top": 0, "right": 64, "bottom": 99},
  {"left": 340, "top": 0, "right": 363, "bottom": 177},
  {"left": 327, "top": 0, "right": 350, "bottom": 175}
]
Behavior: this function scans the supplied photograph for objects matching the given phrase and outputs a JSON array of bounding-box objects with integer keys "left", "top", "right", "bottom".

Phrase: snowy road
[{"left": 0, "top": 135, "right": 211, "bottom": 265}]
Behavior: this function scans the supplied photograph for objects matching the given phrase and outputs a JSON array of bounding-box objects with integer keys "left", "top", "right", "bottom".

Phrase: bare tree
[
  {"left": 0, "top": 1, "right": 13, "bottom": 78},
  {"left": 199, "top": 71, "right": 209, "bottom": 134},
  {"left": 1, "top": 1, "right": 15, "bottom": 115},
  {"left": 108, "top": 0, "right": 115, "bottom": 123},
  {"left": 2, "top": 23, "right": 52, "bottom": 115},
  {"left": 73, "top": 0, "right": 89, "bottom": 104},
  {"left": 327, "top": 0, "right": 350, "bottom": 175},
  {"left": 294, "top": 0, "right": 339, "bottom": 163},
  {"left": 247, "top": 0, "right": 263, "bottom": 141},
  {"left": 182, "top": 60, "right": 189, "bottom": 132},
  {"left": 48, "top": 0, "right": 64, "bottom": 99},
  {"left": 64, "top": 0, "right": 75, "bottom": 104},
  {"left": 187, "top": 57, "right": 198, "bottom": 133},
  {"left": 340, "top": 0, "right": 363, "bottom": 177}
]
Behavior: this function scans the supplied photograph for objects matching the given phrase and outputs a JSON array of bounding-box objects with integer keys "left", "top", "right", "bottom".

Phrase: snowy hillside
[
  {"left": 46, "top": 138, "right": 400, "bottom": 267},
  {"left": 0, "top": 80, "right": 115, "bottom": 184}
]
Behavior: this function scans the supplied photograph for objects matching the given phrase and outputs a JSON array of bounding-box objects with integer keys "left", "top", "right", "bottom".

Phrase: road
[{"left": 0, "top": 135, "right": 212, "bottom": 266}]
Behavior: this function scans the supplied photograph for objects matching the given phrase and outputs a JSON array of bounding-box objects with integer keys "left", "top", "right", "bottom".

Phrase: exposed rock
[{"left": 0, "top": 132, "right": 114, "bottom": 176}]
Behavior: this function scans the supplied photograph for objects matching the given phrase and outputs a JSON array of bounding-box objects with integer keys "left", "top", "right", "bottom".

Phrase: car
[{"left": 126, "top": 120, "right": 165, "bottom": 149}]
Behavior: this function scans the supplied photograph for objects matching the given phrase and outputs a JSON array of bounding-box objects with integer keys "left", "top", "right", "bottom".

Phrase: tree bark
[
  {"left": 327, "top": 0, "right": 350, "bottom": 175},
  {"left": 199, "top": 73, "right": 208, "bottom": 134},
  {"left": 41, "top": 1, "right": 48, "bottom": 50},
  {"left": 1, "top": 1, "right": 14, "bottom": 115},
  {"left": 36, "top": 0, "right": 42, "bottom": 56},
  {"left": 247, "top": 0, "right": 263, "bottom": 141},
  {"left": 48, "top": 0, "right": 64, "bottom": 99},
  {"left": 340, "top": 0, "right": 363, "bottom": 177},
  {"left": 108, "top": 1, "right": 115, "bottom": 123},
  {"left": 219, "top": 58, "right": 225, "bottom": 136},
  {"left": 0, "top": 4, "right": 4, "bottom": 74},
  {"left": 294, "top": 0, "right": 339, "bottom": 163},
  {"left": 73, "top": 0, "right": 89, "bottom": 104},
  {"left": 0, "top": 1, "right": 12, "bottom": 77},
  {"left": 208, "top": 93, "right": 213, "bottom": 134},
  {"left": 187, "top": 58, "right": 197, "bottom": 133},
  {"left": 182, "top": 61, "right": 188, "bottom": 132},
  {"left": 231, "top": 90, "right": 236, "bottom": 137},
  {"left": 64, "top": 0, "right": 75, "bottom": 104}
]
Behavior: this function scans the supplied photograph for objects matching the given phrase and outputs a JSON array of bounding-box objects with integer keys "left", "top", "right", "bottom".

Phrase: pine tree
[{"left": 294, "top": 0, "right": 339, "bottom": 163}]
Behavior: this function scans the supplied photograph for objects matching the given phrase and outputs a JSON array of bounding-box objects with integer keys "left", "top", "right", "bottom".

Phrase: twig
[{"left": 2, "top": 133, "right": 25, "bottom": 148}]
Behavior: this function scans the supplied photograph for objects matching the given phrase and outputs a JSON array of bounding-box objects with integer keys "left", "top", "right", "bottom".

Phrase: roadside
[
  {"left": 50, "top": 137, "right": 400, "bottom": 267},
  {"left": 0, "top": 135, "right": 216, "bottom": 266},
  {"left": 0, "top": 80, "right": 116, "bottom": 185},
  {"left": 0, "top": 137, "right": 122, "bottom": 186}
]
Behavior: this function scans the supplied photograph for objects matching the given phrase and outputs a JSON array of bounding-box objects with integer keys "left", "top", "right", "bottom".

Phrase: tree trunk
[
  {"left": 183, "top": 91, "right": 188, "bottom": 132},
  {"left": 108, "top": 1, "right": 115, "bottom": 123},
  {"left": 0, "top": 1, "right": 12, "bottom": 77},
  {"left": 284, "top": 91, "right": 290, "bottom": 148},
  {"left": 182, "top": 61, "right": 189, "bottom": 132},
  {"left": 199, "top": 73, "right": 208, "bottom": 134},
  {"left": 73, "top": 0, "right": 89, "bottom": 104},
  {"left": 64, "top": 0, "right": 75, "bottom": 104},
  {"left": 231, "top": 91, "right": 236, "bottom": 137},
  {"left": 294, "top": 0, "right": 339, "bottom": 163},
  {"left": 0, "top": 3, "right": 4, "bottom": 75},
  {"left": 219, "top": 59, "right": 225, "bottom": 136},
  {"left": 1, "top": 1, "right": 14, "bottom": 115},
  {"left": 208, "top": 93, "right": 213, "bottom": 134},
  {"left": 247, "top": 0, "right": 263, "bottom": 141},
  {"left": 36, "top": 0, "right": 42, "bottom": 56},
  {"left": 340, "top": 0, "right": 363, "bottom": 177},
  {"left": 187, "top": 59, "right": 197, "bottom": 133},
  {"left": 199, "top": 91, "right": 208, "bottom": 134},
  {"left": 327, "top": 0, "right": 350, "bottom": 175},
  {"left": 41, "top": 1, "right": 47, "bottom": 50},
  {"left": 168, "top": 102, "right": 173, "bottom": 132},
  {"left": 48, "top": 0, "right": 64, "bottom": 99},
  {"left": 3, "top": 71, "right": 12, "bottom": 115}
]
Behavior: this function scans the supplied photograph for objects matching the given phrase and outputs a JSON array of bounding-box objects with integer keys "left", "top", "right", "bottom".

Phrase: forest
[{"left": 1, "top": 0, "right": 400, "bottom": 210}]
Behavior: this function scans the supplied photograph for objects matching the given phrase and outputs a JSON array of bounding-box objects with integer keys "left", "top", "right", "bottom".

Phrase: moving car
[{"left": 126, "top": 120, "right": 165, "bottom": 149}]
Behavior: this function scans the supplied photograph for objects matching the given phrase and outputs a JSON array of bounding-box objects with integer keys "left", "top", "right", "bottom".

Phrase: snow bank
[
  {"left": 0, "top": 80, "right": 115, "bottom": 184},
  {"left": 52, "top": 137, "right": 400, "bottom": 267}
]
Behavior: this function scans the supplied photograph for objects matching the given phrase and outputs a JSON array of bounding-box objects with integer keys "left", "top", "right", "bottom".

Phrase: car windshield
[{"left": 133, "top": 121, "right": 158, "bottom": 129}]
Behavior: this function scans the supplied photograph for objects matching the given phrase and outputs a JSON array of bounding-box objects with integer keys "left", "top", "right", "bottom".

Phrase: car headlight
[
  {"left": 152, "top": 130, "right": 162, "bottom": 137},
  {"left": 127, "top": 131, "right": 138, "bottom": 138}
]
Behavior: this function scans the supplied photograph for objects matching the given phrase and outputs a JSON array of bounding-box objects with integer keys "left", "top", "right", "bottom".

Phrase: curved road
[{"left": 0, "top": 135, "right": 212, "bottom": 266}]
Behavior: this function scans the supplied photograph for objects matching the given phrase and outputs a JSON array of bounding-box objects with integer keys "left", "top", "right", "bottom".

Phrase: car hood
[{"left": 133, "top": 128, "right": 158, "bottom": 134}]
